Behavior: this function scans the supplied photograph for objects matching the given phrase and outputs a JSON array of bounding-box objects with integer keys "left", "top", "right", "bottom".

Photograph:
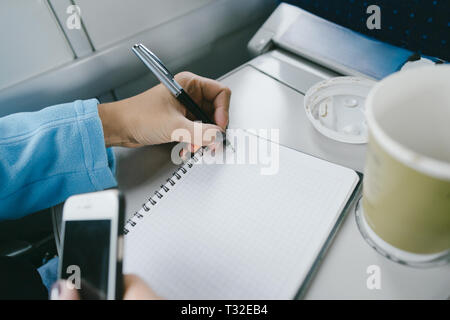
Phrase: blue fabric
[
  {"left": 37, "top": 257, "right": 59, "bottom": 292},
  {"left": 279, "top": 8, "right": 414, "bottom": 79},
  {"left": 0, "top": 99, "right": 117, "bottom": 221},
  {"left": 283, "top": 0, "right": 449, "bottom": 61}
]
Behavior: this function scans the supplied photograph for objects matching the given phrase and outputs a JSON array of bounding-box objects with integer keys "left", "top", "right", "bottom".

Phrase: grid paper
[{"left": 124, "top": 131, "right": 358, "bottom": 299}]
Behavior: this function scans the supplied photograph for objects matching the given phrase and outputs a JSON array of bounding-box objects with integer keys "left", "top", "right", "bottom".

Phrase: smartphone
[{"left": 58, "top": 189, "right": 125, "bottom": 300}]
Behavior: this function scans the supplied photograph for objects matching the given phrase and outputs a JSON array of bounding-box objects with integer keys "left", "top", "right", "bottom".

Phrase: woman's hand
[
  {"left": 98, "top": 72, "right": 231, "bottom": 148},
  {"left": 51, "top": 274, "right": 161, "bottom": 300}
]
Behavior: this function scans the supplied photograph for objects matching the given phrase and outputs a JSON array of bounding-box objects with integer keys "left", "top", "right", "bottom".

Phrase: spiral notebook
[{"left": 123, "top": 130, "right": 360, "bottom": 299}]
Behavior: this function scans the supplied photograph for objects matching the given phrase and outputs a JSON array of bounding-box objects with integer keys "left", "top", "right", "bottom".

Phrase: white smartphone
[{"left": 58, "top": 189, "right": 125, "bottom": 300}]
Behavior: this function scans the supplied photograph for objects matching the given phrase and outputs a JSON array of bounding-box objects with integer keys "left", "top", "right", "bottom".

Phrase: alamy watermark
[
  {"left": 64, "top": 4, "right": 382, "bottom": 32},
  {"left": 366, "top": 5, "right": 381, "bottom": 30},
  {"left": 170, "top": 126, "right": 280, "bottom": 176},
  {"left": 66, "top": 5, "right": 82, "bottom": 30},
  {"left": 65, "top": 264, "right": 81, "bottom": 289},
  {"left": 366, "top": 264, "right": 382, "bottom": 290}
]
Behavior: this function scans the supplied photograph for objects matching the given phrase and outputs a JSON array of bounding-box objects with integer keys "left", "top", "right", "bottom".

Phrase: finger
[
  {"left": 184, "top": 102, "right": 216, "bottom": 127},
  {"left": 179, "top": 144, "right": 202, "bottom": 162},
  {"left": 190, "top": 144, "right": 201, "bottom": 153},
  {"left": 50, "top": 280, "right": 80, "bottom": 300},
  {"left": 211, "top": 87, "right": 231, "bottom": 130},
  {"left": 179, "top": 145, "right": 189, "bottom": 161},
  {"left": 176, "top": 73, "right": 231, "bottom": 130},
  {"left": 195, "top": 76, "right": 231, "bottom": 130},
  {"left": 177, "top": 118, "right": 223, "bottom": 147},
  {"left": 123, "top": 275, "right": 161, "bottom": 300}
]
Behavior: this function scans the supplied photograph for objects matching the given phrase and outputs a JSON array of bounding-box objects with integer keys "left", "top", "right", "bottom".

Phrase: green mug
[{"left": 357, "top": 65, "right": 450, "bottom": 267}]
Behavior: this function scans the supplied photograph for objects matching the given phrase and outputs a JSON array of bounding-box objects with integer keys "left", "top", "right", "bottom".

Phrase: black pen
[{"left": 132, "top": 44, "right": 215, "bottom": 125}]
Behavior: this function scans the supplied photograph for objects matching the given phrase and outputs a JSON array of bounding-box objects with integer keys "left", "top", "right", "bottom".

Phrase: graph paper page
[{"left": 124, "top": 131, "right": 359, "bottom": 299}]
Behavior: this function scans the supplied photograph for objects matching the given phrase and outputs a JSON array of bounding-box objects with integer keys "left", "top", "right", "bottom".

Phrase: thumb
[
  {"left": 123, "top": 275, "right": 161, "bottom": 300},
  {"left": 50, "top": 280, "right": 80, "bottom": 300},
  {"left": 176, "top": 118, "right": 225, "bottom": 147}
]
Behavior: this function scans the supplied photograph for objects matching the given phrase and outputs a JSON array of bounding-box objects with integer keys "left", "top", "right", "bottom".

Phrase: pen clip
[
  {"left": 136, "top": 44, "right": 175, "bottom": 78},
  {"left": 133, "top": 44, "right": 183, "bottom": 96}
]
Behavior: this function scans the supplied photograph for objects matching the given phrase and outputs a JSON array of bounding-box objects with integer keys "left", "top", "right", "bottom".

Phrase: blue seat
[{"left": 283, "top": 0, "right": 449, "bottom": 61}]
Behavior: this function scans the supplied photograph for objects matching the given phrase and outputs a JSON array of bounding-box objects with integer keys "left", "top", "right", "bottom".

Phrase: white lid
[{"left": 304, "top": 76, "right": 376, "bottom": 144}]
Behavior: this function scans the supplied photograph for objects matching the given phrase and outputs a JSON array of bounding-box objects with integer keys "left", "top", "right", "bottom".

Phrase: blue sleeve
[{"left": 0, "top": 99, "right": 117, "bottom": 221}]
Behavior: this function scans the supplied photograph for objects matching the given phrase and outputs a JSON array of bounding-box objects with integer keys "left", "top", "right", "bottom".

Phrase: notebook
[{"left": 123, "top": 130, "right": 360, "bottom": 299}]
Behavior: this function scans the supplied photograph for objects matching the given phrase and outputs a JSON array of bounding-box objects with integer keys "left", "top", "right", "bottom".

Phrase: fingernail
[
  {"left": 180, "top": 148, "right": 189, "bottom": 161},
  {"left": 192, "top": 145, "right": 201, "bottom": 153},
  {"left": 216, "top": 130, "right": 226, "bottom": 140},
  {"left": 50, "top": 281, "right": 62, "bottom": 300}
]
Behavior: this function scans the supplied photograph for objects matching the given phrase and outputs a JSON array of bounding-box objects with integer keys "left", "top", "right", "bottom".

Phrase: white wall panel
[
  {"left": 0, "top": 0, "right": 276, "bottom": 115},
  {"left": 74, "top": 0, "right": 213, "bottom": 49},
  {"left": 48, "top": 0, "right": 94, "bottom": 58},
  {"left": 0, "top": 0, "right": 73, "bottom": 91}
]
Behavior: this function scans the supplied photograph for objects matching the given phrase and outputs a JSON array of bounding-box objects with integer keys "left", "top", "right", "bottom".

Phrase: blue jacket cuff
[{"left": 74, "top": 99, "right": 117, "bottom": 191}]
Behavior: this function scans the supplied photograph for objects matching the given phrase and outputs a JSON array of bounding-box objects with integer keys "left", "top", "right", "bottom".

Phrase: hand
[
  {"left": 98, "top": 72, "right": 231, "bottom": 148},
  {"left": 51, "top": 274, "right": 161, "bottom": 300}
]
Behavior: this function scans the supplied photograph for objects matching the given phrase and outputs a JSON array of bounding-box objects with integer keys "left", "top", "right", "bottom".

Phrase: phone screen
[{"left": 60, "top": 219, "right": 111, "bottom": 299}]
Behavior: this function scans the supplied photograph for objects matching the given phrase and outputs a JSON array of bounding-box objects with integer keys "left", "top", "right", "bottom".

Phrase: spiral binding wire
[{"left": 123, "top": 147, "right": 205, "bottom": 235}]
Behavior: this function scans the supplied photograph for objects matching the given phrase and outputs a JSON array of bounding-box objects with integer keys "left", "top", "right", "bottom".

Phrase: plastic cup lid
[{"left": 304, "top": 76, "right": 376, "bottom": 144}]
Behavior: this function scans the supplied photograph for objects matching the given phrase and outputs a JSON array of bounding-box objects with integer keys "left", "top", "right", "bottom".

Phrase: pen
[{"left": 132, "top": 43, "right": 214, "bottom": 125}]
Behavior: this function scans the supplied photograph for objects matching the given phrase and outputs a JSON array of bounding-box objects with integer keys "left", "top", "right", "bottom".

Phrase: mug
[{"left": 357, "top": 65, "right": 450, "bottom": 267}]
